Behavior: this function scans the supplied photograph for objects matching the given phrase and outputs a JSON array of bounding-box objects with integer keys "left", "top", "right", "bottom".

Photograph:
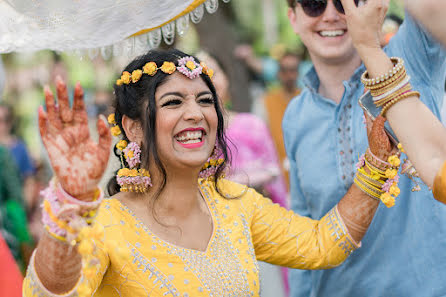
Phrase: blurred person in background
[
  {"left": 234, "top": 44, "right": 312, "bottom": 88},
  {"left": 0, "top": 55, "right": 33, "bottom": 270},
  {"left": 0, "top": 103, "right": 37, "bottom": 210},
  {"left": 197, "top": 51, "right": 290, "bottom": 297},
  {"left": 263, "top": 52, "right": 301, "bottom": 190},
  {"left": 284, "top": 0, "right": 446, "bottom": 296},
  {"left": 380, "top": 14, "right": 403, "bottom": 47},
  {"left": 0, "top": 145, "right": 32, "bottom": 270}
]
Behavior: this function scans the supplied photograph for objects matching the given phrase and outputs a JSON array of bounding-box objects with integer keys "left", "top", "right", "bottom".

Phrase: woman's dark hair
[{"left": 107, "top": 49, "right": 231, "bottom": 201}]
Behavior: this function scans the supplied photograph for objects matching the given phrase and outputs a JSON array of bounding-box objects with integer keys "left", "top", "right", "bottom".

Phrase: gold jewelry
[
  {"left": 381, "top": 91, "right": 420, "bottom": 116},
  {"left": 374, "top": 84, "right": 413, "bottom": 107},
  {"left": 361, "top": 57, "right": 404, "bottom": 87},
  {"left": 354, "top": 175, "right": 382, "bottom": 200}
]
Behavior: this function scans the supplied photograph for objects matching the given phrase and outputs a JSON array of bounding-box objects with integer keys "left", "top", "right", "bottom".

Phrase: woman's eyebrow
[
  {"left": 197, "top": 91, "right": 213, "bottom": 97},
  {"left": 159, "top": 92, "right": 183, "bottom": 100}
]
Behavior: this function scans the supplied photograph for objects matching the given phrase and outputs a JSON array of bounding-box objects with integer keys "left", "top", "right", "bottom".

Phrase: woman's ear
[{"left": 121, "top": 115, "right": 143, "bottom": 144}]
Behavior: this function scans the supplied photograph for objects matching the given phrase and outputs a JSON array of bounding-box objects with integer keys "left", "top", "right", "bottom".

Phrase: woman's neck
[{"left": 149, "top": 169, "right": 202, "bottom": 219}]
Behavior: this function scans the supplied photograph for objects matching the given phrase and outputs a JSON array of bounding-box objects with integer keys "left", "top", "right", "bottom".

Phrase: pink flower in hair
[{"left": 177, "top": 56, "right": 203, "bottom": 79}]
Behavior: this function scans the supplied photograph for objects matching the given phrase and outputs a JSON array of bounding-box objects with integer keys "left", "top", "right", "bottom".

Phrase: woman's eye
[
  {"left": 198, "top": 97, "right": 214, "bottom": 105},
  {"left": 161, "top": 99, "right": 182, "bottom": 107}
]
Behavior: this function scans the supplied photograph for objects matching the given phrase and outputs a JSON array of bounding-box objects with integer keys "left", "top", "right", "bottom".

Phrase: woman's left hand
[{"left": 340, "top": 0, "right": 389, "bottom": 53}]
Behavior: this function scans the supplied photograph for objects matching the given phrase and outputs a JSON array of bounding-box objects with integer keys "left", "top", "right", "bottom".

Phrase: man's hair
[{"left": 287, "top": 0, "right": 296, "bottom": 8}]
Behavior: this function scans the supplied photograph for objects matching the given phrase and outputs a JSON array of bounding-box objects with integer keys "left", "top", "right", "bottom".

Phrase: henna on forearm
[
  {"left": 337, "top": 185, "right": 380, "bottom": 243},
  {"left": 34, "top": 232, "right": 82, "bottom": 294}
]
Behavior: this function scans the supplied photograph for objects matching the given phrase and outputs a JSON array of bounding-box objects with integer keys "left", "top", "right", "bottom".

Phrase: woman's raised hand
[
  {"left": 38, "top": 77, "right": 111, "bottom": 200},
  {"left": 340, "top": 0, "right": 389, "bottom": 53}
]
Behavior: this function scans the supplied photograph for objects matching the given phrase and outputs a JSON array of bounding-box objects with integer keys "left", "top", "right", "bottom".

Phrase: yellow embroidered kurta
[{"left": 23, "top": 179, "right": 359, "bottom": 296}]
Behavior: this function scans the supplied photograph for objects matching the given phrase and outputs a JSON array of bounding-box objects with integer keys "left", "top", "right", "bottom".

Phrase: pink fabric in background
[{"left": 225, "top": 113, "right": 289, "bottom": 296}]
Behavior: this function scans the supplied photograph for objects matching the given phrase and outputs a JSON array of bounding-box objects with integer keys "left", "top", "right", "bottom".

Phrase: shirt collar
[
  {"left": 303, "top": 63, "right": 367, "bottom": 93},
  {"left": 303, "top": 66, "right": 320, "bottom": 93}
]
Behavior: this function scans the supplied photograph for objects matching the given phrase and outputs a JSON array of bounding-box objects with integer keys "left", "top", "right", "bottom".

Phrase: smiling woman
[{"left": 23, "top": 48, "right": 395, "bottom": 297}]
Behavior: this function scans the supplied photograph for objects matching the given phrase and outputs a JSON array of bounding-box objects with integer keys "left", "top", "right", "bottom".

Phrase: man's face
[
  {"left": 278, "top": 55, "right": 300, "bottom": 91},
  {"left": 288, "top": 1, "right": 357, "bottom": 64}
]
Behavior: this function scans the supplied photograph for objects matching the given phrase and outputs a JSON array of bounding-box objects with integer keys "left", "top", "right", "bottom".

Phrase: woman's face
[{"left": 154, "top": 72, "right": 218, "bottom": 172}]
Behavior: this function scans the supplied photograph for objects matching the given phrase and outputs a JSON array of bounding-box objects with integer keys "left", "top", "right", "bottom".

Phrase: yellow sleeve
[
  {"left": 433, "top": 160, "right": 446, "bottom": 204},
  {"left": 22, "top": 228, "right": 110, "bottom": 296},
  {"left": 243, "top": 188, "right": 360, "bottom": 269}
]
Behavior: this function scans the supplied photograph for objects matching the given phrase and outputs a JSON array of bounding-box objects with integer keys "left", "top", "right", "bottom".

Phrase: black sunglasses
[{"left": 296, "top": 0, "right": 360, "bottom": 17}]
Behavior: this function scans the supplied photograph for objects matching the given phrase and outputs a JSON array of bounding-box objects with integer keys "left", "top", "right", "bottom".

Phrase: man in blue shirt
[{"left": 283, "top": 0, "right": 446, "bottom": 296}]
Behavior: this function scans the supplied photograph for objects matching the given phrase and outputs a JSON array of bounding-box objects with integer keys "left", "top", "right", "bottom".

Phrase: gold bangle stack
[
  {"left": 361, "top": 57, "right": 420, "bottom": 116},
  {"left": 374, "top": 83, "right": 413, "bottom": 107},
  {"left": 354, "top": 173, "right": 383, "bottom": 201}
]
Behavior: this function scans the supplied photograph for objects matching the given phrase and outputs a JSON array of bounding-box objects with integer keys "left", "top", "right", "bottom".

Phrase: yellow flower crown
[{"left": 116, "top": 57, "right": 214, "bottom": 86}]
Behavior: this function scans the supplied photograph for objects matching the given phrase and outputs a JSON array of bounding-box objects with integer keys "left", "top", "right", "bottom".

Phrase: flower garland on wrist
[
  {"left": 39, "top": 178, "right": 107, "bottom": 297},
  {"left": 354, "top": 148, "right": 402, "bottom": 208}
]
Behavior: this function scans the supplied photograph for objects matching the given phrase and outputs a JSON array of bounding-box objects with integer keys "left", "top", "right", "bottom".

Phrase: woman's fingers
[
  {"left": 44, "top": 85, "right": 63, "bottom": 130},
  {"left": 56, "top": 76, "right": 73, "bottom": 124},
  {"left": 73, "top": 82, "right": 88, "bottom": 126},
  {"left": 38, "top": 106, "right": 49, "bottom": 140},
  {"left": 340, "top": 0, "right": 357, "bottom": 14}
]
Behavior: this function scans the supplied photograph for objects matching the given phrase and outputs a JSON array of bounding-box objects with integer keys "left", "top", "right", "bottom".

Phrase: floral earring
[
  {"left": 199, "top": 146, "right": 225, "bottom": 180},
  {"left": 108, "top": 113, "right": 152, "bottom": 193}
]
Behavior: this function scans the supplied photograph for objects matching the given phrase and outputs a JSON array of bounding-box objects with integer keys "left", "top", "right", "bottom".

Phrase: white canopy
[{"left": 0, "top": 0, "right": 229, "bottom": 58}]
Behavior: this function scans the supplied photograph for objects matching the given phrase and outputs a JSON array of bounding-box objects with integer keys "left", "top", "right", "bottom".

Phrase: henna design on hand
[
  {"left": 38, "top": 77, "right": 112, "bottom": 199},
  {"left": 365, "top": 114, "right": 396, "bottom": 161}
]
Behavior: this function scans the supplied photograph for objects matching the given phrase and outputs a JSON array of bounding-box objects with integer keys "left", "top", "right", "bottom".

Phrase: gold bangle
[
  {"left": 372, "top": 79, "right": 411, "bottom": 103},
  {"left": 381, "top": 91, "right": 420, "bottom": 116},
  {"left": 361, "top": 57, "right": 404, "bottom": 87},
  {"left": 364, "top": 157, "right": 387, "bottom": 175},
  {"left": 365, "top": 148, "right": 391, "bottom": 171},
  {"left": 357, "top": 169, "right": 385, "bottom": 188},
  {"left": 375, "top": 84, "right": 413, "bottom": 107},
  {"left": 369, "top": 70, "right": 407, "bottom": 94},
  {"left": 354, "top": 175, "right": 382, "bottom": 200}
]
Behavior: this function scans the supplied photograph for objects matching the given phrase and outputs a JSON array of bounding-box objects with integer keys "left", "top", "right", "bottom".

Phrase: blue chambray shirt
[{"left": 283, "top": 13, "right": 446, "bottom": 297}]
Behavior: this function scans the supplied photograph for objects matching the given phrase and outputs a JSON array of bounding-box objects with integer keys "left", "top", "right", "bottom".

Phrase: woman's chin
[{"left": 171, "top": 160, "right": 208, "bottom": 173}]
